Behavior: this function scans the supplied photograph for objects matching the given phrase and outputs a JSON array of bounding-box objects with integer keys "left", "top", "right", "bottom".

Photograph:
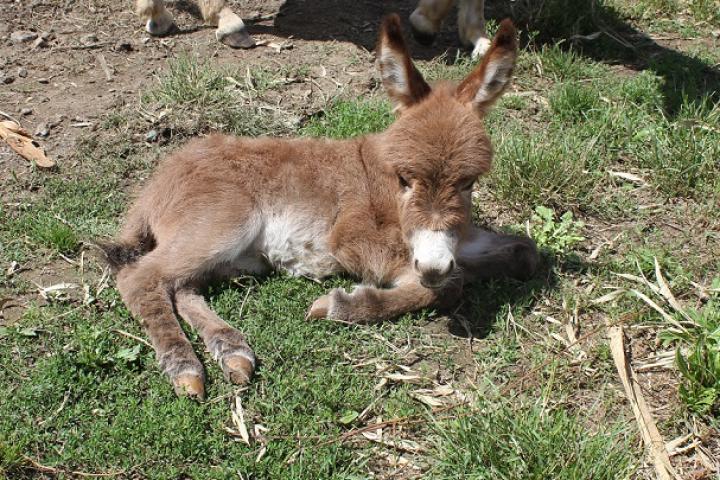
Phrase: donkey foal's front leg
[{"left": 307, "top": 274, "right": 461, "bottom": 324}]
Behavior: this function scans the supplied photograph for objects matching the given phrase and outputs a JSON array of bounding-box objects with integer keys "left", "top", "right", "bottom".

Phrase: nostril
[
  {"left": 447, "top": 260, "right": 455, "bottom": 273},
  {"left": 414, "top": 258, "right": 419, "bottom": 270}
]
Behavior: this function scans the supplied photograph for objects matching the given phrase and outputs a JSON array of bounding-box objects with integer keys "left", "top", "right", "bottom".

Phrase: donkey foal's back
[{"left": 101, "top": 15, "right": 539, "bottom": 399}]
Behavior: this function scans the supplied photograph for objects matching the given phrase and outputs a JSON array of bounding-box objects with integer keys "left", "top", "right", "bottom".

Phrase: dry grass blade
[
  {"left": 629, "top": 289, "right": 686, "bottom": 331},
  {"left": 653, "top": 257, "right": 693, "bottom": 323},
  {"left": 229, "top": 396, "right": 251, "bottom": 445},
  {"left": 592, "top": 288, "right": 626, "bottom": 304},
  {"left": 607, "top": 324, "right": 681, "bottom": 480}
]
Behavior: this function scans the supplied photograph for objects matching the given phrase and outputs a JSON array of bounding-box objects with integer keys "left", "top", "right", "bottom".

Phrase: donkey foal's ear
[
  {"left": 456, "top": 19, "right": 518, "bottom": 111},
  {"left": 376, "top": 14, "right": 431, "bottom": 110}
]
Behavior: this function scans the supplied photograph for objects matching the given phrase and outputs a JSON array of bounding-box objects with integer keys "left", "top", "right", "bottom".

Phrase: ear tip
[
  {"left": 381, "top": 13, "right": 403, "bottom": 35},
  {"left": 494, "top": 18, "right": 518, "bottom": 49}
]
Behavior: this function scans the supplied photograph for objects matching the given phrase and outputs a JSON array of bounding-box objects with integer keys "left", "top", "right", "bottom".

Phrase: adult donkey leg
[
  {"left": 307, "top": 272, "right": 463, "bottom": 324},
  {"left": 197, "top": 0, "right": 255, "bottom": 48},
  {"left": 136, "top": 0, "right": 175, "bottom": 36},
  {"left": 116, "top": 255, "right": 205, "bottom": 399},
  {"left": 458, "top": 0, "right": 489, "bottom": 58},
  {"left": 457, "top": 226, "right": 540, "bottom": 282},
  {"left": 409, "top": 0, "right": 456, "bottom": 46},
  {"left": 175, "top": 290, "right": 256, "bottom": 385}
]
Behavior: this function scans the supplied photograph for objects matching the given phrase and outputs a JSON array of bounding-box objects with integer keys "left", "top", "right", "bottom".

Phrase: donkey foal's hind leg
[
  {"left": 197, "top": 0, "right": 255, "bottom": 48},
  {"left": 175, "top": 290, "right": 256, "bottom": 385},
  {"left": 136, "top": 0, "right": 175, "bottom": 36},
  {"left": 116, "top": 261, "right": 205, "bottom": 399}
]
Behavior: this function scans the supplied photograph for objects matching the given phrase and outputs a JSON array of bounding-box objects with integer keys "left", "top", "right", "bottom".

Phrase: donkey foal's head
[{"left": 376, "top": 15, "right": 518, "bottom": 289}]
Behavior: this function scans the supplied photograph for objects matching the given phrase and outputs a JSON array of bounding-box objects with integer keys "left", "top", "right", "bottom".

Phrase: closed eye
[
  {"left": 398, "top": 174, "right": 411, "bottom": 191},
  {"left": 460, "top": 179, "right": 476, "bottom": 191}
]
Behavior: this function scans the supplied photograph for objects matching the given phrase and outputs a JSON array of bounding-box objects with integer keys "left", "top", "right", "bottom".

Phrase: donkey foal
[{"left": 101, "top": 15, "right": 538, "bottom": 400}]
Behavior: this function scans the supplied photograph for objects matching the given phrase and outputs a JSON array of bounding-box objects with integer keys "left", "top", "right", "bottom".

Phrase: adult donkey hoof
[
  {"left": 217, "top": 28, "right": 255, "bottom": 49},
  {"left": 145, "top": 11, "right": 175, "bottom": 36},
  {"left": 409, "top": 10, "right": 437, "bottom": 46},
  {"left": 172, "top": 372, "right": 206, "bottom": 400}
]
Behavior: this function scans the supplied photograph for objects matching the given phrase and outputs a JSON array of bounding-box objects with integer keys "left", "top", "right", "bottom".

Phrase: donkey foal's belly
[{"left": 261, "top": 209, "right": 340, "bottom": 280}]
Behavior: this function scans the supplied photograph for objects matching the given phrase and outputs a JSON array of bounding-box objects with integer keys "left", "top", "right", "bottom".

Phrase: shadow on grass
[
  {"left": 447, "top": 248, "right": 585, "bottom": 339},
  {"left": 244, "top": 0, "right": 719, "bottom": 116}
]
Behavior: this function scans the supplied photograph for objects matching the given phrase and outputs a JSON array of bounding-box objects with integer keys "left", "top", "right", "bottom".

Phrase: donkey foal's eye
[
  {"left": 398, "top": 174, "right": 411, "bottom": 190},
  {"left": 461, "top": 179, "right": 476, "bottom": 191}
]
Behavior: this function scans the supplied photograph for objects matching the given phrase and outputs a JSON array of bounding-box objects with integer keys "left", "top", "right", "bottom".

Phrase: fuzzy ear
[
  {"left": 376, "top": 14, "right": 431, "bottom": 110},
  {"left": 455, "top": 19, "right": 518, "bottom": 111}
]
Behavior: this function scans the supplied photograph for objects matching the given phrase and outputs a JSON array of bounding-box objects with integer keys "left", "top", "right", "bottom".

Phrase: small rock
[
  {"left": 35, "top": 122, "right": 50, "bottom": 137},
  {"left": 81, "top": 33, "right": 98, "bottom": 44},
  {"left": 2, "top": 75, "right": 14, "bottom": 85},
  {"left": 17, "top": 67, "right": 27, "bottom": 78},
  {"left": 20, "top": 108, "right": 32, "bottom": 116},
  {"left": 37, "top": 77, "right": 49, "bottom": 84},
  {"left": 141, "top": 37, "right": 151, "bottom": 44},
  {"left": 145, "top": 129, "right": 159, "bottom": 143},
  {"left": 32, "top": 37, "right": 48, "bottom": 49},
  {"left": 114, "top": 40, "right": 133, "bottom": 52},
  {"left": 11, "top": 30, "right": 38, "bottom": 44}
]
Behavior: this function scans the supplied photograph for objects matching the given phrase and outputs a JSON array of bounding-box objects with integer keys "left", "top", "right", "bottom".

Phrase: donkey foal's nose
[{"left": 416, "top": 259, "right": 455, "bottom": 289}]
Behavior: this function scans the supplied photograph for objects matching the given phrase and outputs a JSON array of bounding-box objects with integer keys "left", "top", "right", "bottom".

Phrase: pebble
[
  {"left": 17, "top": 67, "right": 27, "bottom": 78},
  {"left": 32, "top": 37, "right": 48, "bottom": 49},
  {"left": 114, "top": 40, "right": 133, "bottom": 52},
  {"left": 20, "top": 108, "right": 32, "bottom": 116},
  {"left": 145, "top": 129, "right": 159, "bottom": 143},
  {"left": 2, "top": 75, "right": 14, "bottom": 85},
  {"left": 11, "top": 30, "right": 38, "bottom": 44},
  {"left": 81, "top": 33, "right": 98, "bottom": 44},
  {"left": 35, "top": 122, "right": 50, "bottom": 138},
  {"left": 38, "top": 77, "right": 49, "bottom": 84}
]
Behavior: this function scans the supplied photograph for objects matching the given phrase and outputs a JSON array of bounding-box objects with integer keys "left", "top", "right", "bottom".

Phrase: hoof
[
  {"left": 146, "top": 14, "right": 175, "bottom": 37},
  {"left": 471, "top": 37, "right": 492, "bottom": 59},
  {"left": 409, "top": 10, "right": 438, "bottom": 46},
  {"left": 411, "top": 25, "right": 437, "bottom": 46},
  {"left": 222, "top": 354, "right": 255, "bottom": 385},
  {"left": 217, "top": 28, "right": 255, "bottom": 49},
  {"left": 306, "top": 295, "right": 330, "bottom": 320},
  {"left": 173, "top": 372, "right": 205, "bottom": 400}
]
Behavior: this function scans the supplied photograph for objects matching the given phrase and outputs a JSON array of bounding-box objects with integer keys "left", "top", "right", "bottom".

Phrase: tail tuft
[{"left": 96, "top": 226, "right": 156, "bottom": 272}]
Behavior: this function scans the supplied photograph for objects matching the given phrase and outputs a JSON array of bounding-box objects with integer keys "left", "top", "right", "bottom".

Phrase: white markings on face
[{"left": 410, "top": 229, "right": 458, "bottom": 279}]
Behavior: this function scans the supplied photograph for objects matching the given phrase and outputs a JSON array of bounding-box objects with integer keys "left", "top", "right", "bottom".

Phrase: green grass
[
  {"left": 3, "top": 5, "right": 720, "bottom": 476},
  {"left": 432, "top": 399, "right": 635, "bottom": 479},
  {"left": 301, "top": 99, "right": 393, "bottom": 139}
]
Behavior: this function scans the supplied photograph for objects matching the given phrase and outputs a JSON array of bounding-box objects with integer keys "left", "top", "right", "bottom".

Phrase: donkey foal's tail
[{"left": 97, "top": 220, "right": 156, "bottom": 272}]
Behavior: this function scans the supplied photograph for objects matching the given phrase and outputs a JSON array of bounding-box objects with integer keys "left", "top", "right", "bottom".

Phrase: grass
[
  {"left": 432, "top": 398, "right": 635, "bottom": 479},
  {"left": 2, "top": 1, "right": 720, "bottom": 477}
]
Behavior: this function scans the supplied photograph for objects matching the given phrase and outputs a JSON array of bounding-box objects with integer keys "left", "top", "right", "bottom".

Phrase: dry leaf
[
  {"left": 0, "top": 120, "right": 55, "bottom": 168},
  {"left": 607, "top": 324, "right": 681, "bottom": 480},
  {"left": 230, "top": 396, "right": 251, "bottom": 445}
]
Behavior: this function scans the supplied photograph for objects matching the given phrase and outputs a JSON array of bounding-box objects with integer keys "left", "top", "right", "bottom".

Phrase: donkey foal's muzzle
[{"left": 410, "top": 229, "right": 458, "bottom": 289}]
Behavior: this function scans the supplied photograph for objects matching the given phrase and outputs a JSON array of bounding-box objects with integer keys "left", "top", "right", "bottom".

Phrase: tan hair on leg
[
  {"left": 458, "top": 0, "right": 490, "bottom": 58},
  {"left": 409, "top": 0, "right": 456, "bottom": 45},
  {"left": 136, "top": 0, "right": 175, "bottom": 36}
]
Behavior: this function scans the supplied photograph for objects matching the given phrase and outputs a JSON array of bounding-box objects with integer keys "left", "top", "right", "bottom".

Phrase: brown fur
[{"left": 101, "top": 14, "right": 538, "bottom": 399}]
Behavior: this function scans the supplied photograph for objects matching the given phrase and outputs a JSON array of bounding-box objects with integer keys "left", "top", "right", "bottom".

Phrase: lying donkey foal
[{"left": 101, "top": 15, "right": 538, "bottom": 400}]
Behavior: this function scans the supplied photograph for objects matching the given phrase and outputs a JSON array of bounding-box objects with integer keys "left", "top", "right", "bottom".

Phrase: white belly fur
[{"left": 259, "top": 207, "right": 341, "bottom": 279}]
